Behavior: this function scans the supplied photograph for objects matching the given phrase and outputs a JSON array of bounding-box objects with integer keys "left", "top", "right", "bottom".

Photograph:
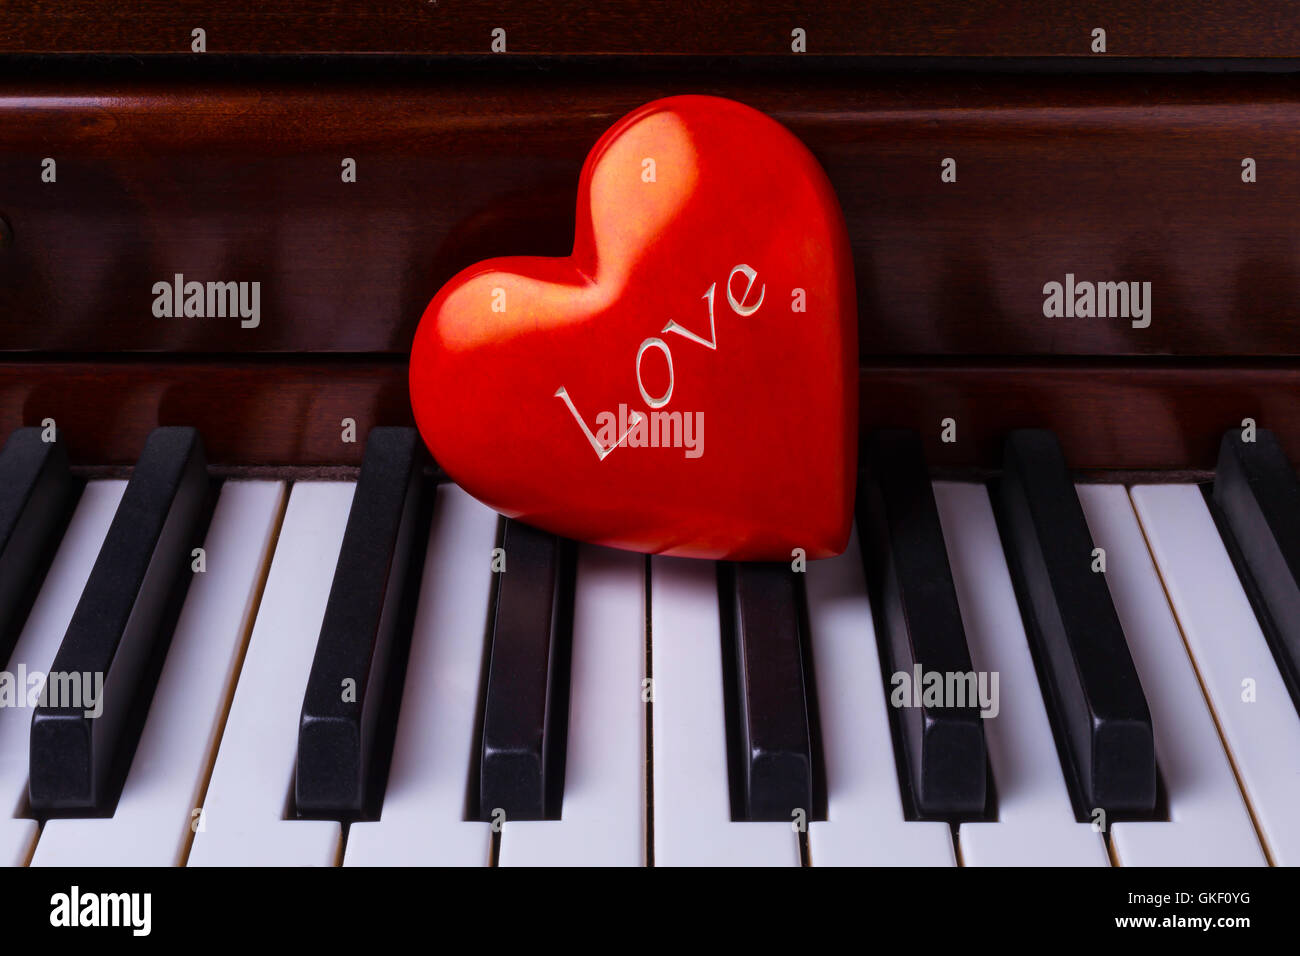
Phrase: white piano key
[
  {"left": 1077, "top": 483, "right": 1264, "bottom": 866},
  {"left": 932, "top": 483, "right": 1108, "bottom": 866},
  {"left": 651, "top": 555, "right": 799, "bottom": 866},
  {"left": 500, "top": 544, "right": 645, "bottom": 866},
  {"left": 32, "top": 481, "right": 286, "bottom": 867},
  {"left": 1131, "top": 483, "right": 1300, "bottom": 865},
  {"left": 805, "top": 525, "right": 955, "bottom": 867},
  {"left": 187, "top": 482, "right": 353, "bottom": 867},
  {"left": 344, "top": 485, "right": 495, "bottom": 866},
  {"left": 0, "top": 480, "right": 124, "bottom": 866}
]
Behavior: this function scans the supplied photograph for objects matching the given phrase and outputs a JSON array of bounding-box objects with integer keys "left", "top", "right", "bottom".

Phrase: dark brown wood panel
[
  {"left": 2, "top": 1, "right": 1298, "bottom": 56},
  {"left": 3, "top": 359, "right": 1297, "bottom": 470},
  {"left": 862, "top": 363, "right": 1300, "bottom": 472},
  {"left": 0, "top": 360, "right": 409, "bottom": 467},
  {"left": 3, "top": 72, "right": 1300, "bottom": 356}
]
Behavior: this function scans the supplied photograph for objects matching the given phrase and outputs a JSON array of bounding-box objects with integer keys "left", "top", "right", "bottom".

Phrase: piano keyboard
[{"left": 2, "top": 425, "right": 1298, "bottom": 867}]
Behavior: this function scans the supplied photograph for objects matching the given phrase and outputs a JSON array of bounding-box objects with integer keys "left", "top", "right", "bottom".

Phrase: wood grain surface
[
  {"left": 2, "top": 70, "right": 1299, "bottom": 356},
  {"left": 1, "top": 1, "right": 1298, "bottom": 57}
]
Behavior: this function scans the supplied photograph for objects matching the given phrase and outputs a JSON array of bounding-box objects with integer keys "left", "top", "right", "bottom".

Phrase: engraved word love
[{"left": 554, "top": 263, "right": 765, "bottom": 460}]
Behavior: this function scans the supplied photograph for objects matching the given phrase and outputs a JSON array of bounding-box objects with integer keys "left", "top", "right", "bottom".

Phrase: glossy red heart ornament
[{"left": 409, "top": 94, "right": 857, "bottom": 560}]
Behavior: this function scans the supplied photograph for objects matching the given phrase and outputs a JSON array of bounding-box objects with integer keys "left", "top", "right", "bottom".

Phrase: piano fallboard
[{"left": 1, "top": 69, "right": 1300, "bottom": 358}]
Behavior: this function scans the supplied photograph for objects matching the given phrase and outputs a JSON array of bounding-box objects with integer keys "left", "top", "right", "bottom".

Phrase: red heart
[{"left": 409, "top": 95, "right": 857, "bottom": 560}]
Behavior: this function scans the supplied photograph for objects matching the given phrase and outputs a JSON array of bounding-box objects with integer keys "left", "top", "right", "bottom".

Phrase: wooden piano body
[{"left": 2, "top": 4, "right": 1300, "bottom": 475}]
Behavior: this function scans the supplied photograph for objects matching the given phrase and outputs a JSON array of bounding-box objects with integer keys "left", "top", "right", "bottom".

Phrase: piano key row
[{"left": 1, "top": 424, "right": 1298, "bottom": 865}]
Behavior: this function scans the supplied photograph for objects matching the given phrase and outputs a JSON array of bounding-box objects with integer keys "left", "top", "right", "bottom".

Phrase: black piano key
[
  {"left": 477, "top": 520, "right": 575, "bottom": 822},
  {"left": 995, "top": 429, "right": 1156, "bottom": 815},
  {"left": 296, "top": 427, "right": 426, "bottom": 817},
  {"left": 858, "top": 429, "right": 988, "bottom": 817},
  {"left": 1213, "top": 428, "right": 1300, "bottom": 710},
  {"left": 720, "top": 562, "right": 814, "bottom": 822},
  {"left": 0, "top": 427, "right": 75, "bottom": 661},
  {"left": 29, "top": 426, "right": 209, "bottom": 811}
]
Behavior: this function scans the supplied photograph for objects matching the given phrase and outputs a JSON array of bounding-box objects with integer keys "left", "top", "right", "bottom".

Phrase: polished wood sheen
[
  {"left": 1, "top": 360, "right": 1296, "bottom": 471},
  {"left": 2, "top": 1, "right": 1299, "bottom": 56},
  {"left": 3, "top": 29, "right": 1299, "bottom": 474},
  {"left": 2, "top": 71, "right": 1300, "bottom": 356}
]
